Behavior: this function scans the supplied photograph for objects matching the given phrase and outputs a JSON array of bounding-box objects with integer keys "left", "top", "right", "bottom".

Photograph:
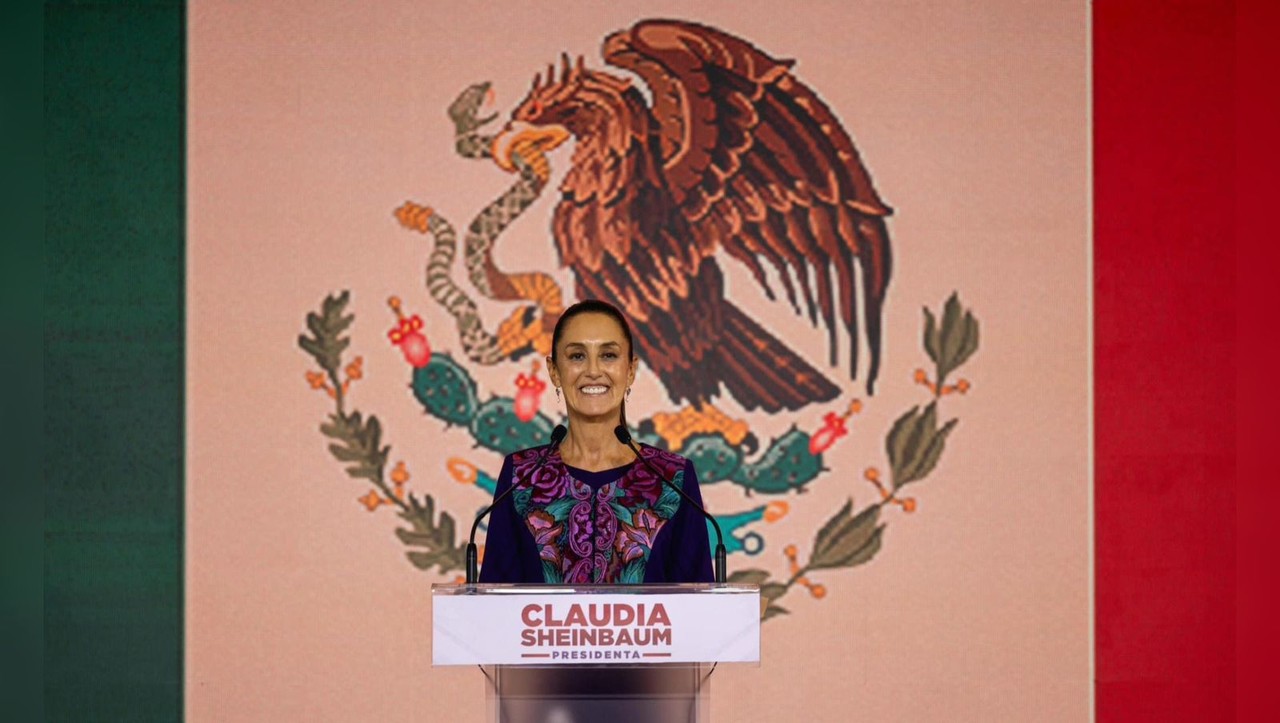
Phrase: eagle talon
[
  {"left": 497, "top": 305, "right": 552, "bottom": 359},
  {"left": 652, "top": 404, "right": 751, "bottom": 452}
]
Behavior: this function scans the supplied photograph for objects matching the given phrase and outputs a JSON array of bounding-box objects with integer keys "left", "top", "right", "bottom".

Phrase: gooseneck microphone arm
[
  {"left": 614, "top": 425, "right": 728, "bottom": 584},
  {"left": 465, "top": 424, "right": 567, "bottom": 584}
]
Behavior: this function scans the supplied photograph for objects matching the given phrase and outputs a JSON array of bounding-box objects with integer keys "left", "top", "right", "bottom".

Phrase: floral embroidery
[
  {"left": 526, "top": 510, "right": 563, "bottom": 566},
  {"left": 514, "top": 446, "right": 686, "bottom": 583},
  {"left": 512, "top": 449, "right": 571, "bottom": 505},
  {"left": 593, "top": 497, "right": 618, "bottom": 552},
  {"left": 619, "top": 508, "right": 662, "bottom": 563},
  {"left": 568, "top": 500, "right": 594, "bottom": 557}
]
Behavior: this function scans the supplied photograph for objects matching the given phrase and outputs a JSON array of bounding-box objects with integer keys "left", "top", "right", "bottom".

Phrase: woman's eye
[
  {"left": 568, "top": 353, "right": 584, "bottom": 361},
  {"left": 602, "top": 352, "right": 617, "bottom": 360}
]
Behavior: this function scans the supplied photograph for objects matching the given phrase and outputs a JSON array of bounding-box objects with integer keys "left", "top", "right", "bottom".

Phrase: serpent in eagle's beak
[{"left": 491, "top": 121, "right": 571, "bottom": 179}]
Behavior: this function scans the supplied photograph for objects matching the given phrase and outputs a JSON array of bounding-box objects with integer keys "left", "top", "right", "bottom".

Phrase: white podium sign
[{"left": 432, "top": 584, "right": 760, "bottom": 666}]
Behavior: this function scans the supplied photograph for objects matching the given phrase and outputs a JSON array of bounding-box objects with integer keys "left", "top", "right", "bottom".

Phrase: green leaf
[
  {"left": 305, "top": 312, "right": 325, "bottom": 339},
  {"left": 759, "top": 582, "right": 788, "bottom": 604},
  {"left": 320, "top": 414, "right": 351, "bottom": 440},
  {"left": 394, "top": 494, "right": 466, "bottom": 574},
  {"left": 900, "top": 407, "right": 926, "bottom": 478},
  {"left": 327, "top": 444, "right": 364, "bottom": 462},
  {"left": 438, "top": 511, "right": 456, "bottom": 546},
  {"left": 888, "top": 403, "right": 958, "bottom": 489},
  {"left": 610, "top": 502, "right": 635, "bottom": 527},
  {"left": 762, "top": 605, "right": 790, "bottom": 621},
  {"left": 544, "top": 496, "right": 578, "bottom": 521},
  {"left": 813, "top": 498, "right": 854, "bottom": 557},
  {"left": 541, "top": 559, "right": 564, "bottom": 583},
  {"left": 372, "top": 446, "right": 390, "bottom": 472},
  {"left": 395, "top": 528, "right": 435, "bottom": 546},
  {"left": 726, "top": 568, "right": 772, "bottom": 585},
  {"left": 927, "top": 292, "right": 981, "bottom": 385},
  {"left": 654, "top": 472, "right": 682, "bottom": 518},
  {"left": 886, "top": 405, "right": 920, "bottom": 484},
  {"left": 319, "top": 410, "right": 391, "bottom": 482},
  {"left": 512, "top": 487, "right": 533, "bottom": 514},
  {"left": 297, "top": 291, "right": 354, "bottom": 373},
  {"left": 955, "top": 312, "right": 980, "bottom": 372},
  {"left": 407, "top": 549, "right": 449, "bottom": 571},
  {"left": 923, "top": 307, "right": 940, "bottom": 365},
  {"left": 897, "top": 418, "right": 958, "bottom": 488},
  {"left": 346, "top": 464, "right": 379, "bottom": 482},
  {"left": 809, "top": 503, "right": 882, "bottom": 570},
  {"left": 917, "top": 403, "right": 937, "bottom": 453},
  {"left": 844, "top": 525, "right": 884, "bottom": 568},
  {"left": 939, "top": 293, "right": 963, "bottom": 375},
  {"left": 620, "top": 559, "right": 646, "bottom": 584},
  {"left": 298, "top": 336, "right": 323, "bottom": 360},
  {"left": 896, "top": 408, "right": 926, "bottom": 480}
]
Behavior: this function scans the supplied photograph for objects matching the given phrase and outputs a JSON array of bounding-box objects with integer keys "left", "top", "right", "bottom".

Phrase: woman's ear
[{"left": 546, "top": 355, "right": 560, "bottom": 387}]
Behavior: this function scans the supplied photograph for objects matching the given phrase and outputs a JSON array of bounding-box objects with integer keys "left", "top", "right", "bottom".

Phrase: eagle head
[
  {"left": 493, "top": 53, "right": 640, "bottom": 174},
  {"left": 488, "top": 53, "right": 588, "bottom": 173},
  {"left": 512, "top": 53, "right": 590, "bottom": 129}
]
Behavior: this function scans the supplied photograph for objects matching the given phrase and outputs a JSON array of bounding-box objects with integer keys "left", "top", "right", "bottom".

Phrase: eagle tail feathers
[{"left": 714, "top": 299, "right": 840, "bottom": 413}]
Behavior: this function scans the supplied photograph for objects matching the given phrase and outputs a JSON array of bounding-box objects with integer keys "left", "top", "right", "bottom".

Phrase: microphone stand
[
  {"left": 614, "top": 426, "right": 728, "bottom": 583},
  {"left": 465, "top": 425, "right": 567, "bottom": 584}
]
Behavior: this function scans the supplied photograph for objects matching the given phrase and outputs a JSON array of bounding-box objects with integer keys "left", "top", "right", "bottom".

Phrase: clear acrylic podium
[{"left": 432, "top": 583, "right": 760, "bottom": 723}]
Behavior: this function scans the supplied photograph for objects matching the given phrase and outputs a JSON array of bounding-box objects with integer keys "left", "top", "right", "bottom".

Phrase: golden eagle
[{"left": 495, "top": 19, "right": 893, "bottom": 412}]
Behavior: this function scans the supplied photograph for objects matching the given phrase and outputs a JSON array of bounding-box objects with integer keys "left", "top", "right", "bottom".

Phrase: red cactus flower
[{"left": 513, "top": 361, "right": 548, "bottom": 422}]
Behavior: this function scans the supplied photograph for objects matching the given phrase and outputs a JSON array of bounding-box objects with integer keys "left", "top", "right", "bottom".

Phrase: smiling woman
[
  {"left": 478, "top": 300, "right": 715, "bottom": 584},
  {"left": 550, "top": 309, "right": 636, "bottom": 433}
]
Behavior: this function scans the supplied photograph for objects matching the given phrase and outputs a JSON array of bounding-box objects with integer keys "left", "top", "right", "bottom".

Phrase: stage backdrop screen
[{"left": 188, "top": 2, "right": 1090, "bottom": 720}]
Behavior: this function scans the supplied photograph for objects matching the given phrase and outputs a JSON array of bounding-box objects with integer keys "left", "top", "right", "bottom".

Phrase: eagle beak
[{"left": 491, "top": 121, "right": 571, "bottom": 173}]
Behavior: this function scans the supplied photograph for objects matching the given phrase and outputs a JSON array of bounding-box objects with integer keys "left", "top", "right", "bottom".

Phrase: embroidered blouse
[{"left": 478, "top": 444, "right": 714, "bottom": 584}]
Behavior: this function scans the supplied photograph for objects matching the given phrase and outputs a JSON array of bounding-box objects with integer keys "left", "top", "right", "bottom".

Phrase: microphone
[
  {"left": 614, "top": 425, "right": 728, "bottom": 583},
  {"left": 466, "top": 424, "right": 567, "bottom": 584}
]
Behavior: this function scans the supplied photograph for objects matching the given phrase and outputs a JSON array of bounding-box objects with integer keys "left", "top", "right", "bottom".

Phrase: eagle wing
[{"left": 603, "top": 19, "right": 894, "bottom": 390}]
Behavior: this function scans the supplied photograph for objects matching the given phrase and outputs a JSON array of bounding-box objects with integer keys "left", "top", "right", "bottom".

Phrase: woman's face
[{"left": 547, "top": 312, "right": 637, "bottom": 423}]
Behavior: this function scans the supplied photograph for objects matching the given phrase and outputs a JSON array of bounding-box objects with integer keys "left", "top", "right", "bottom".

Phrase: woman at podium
[{"left": 479, "top": 300, "right": 715, "bottom": 584}]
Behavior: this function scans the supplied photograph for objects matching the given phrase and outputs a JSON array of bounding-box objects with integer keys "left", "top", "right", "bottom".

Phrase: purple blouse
[{"left": 478, "top": 444, "right": 714, "bottom": 584}]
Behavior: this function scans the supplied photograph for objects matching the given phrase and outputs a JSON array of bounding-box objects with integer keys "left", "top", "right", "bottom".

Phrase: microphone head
[
  {"left": 613, "top": 425, "right": 632, "bottom": 445},
  {"left": 550, "top": 424, "right": 568, "bottom": 446}
]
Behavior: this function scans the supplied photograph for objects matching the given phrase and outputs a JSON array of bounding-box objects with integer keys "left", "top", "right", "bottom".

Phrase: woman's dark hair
[
  {"left": 550, "top": 299, "right": 635, "bottom": 362},
  {"left": 550, "top": 299, "right": 637, "bottom": 428}
]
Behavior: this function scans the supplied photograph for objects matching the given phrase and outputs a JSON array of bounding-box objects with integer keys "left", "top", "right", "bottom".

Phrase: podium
[{"left": 433, "top": 583, "right": 760, "bottom": 723}]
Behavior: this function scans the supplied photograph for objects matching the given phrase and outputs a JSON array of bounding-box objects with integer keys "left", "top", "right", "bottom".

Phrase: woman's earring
[
  {"left": 555, "top": 387, "right": 561, "bottom": 402},
  {"left": 626, "top": 387, "right": 632, "bottom": 399}
]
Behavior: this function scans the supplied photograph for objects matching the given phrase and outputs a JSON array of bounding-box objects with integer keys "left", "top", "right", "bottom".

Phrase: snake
[{"left": 395, "top": 82, "right": 564, "bottom": 364}]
